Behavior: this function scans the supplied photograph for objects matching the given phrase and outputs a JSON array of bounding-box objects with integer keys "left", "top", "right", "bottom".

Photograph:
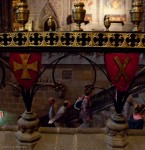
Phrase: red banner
[
  {"left": 104, "top": 53, "right": 139, "bottom": 92},
  {"left": 9, "top": 53, "right": 42, "bottom": 89}
]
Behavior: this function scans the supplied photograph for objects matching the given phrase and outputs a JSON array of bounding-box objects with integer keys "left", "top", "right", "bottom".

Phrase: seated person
[{"left": 128, "top": 104, "right": 145, "bottom": 129}]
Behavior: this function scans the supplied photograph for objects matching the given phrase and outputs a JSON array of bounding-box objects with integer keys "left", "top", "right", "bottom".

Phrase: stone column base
[
  {"left": 16, "top": 141, "right": 38, "bottom": 150},
  {"left": 106, "top": 113, "right": 128, "bottom": 149},
  {"left": 106, "top": 135, "right": 128, "bottom": 149},
  {"left": 16, "top": 131, "right": 41, "bottom": 143},
  {"left": 15, "top": 111, "right": 41, "bottom": 148}
]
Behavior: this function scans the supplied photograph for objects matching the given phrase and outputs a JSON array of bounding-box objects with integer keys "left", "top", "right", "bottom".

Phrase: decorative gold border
[{"left": 0, "top": 31, "right": 145, "bottom": 49}]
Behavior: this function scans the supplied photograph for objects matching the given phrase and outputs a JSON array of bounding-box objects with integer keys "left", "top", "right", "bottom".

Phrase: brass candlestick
[
  {"left": 130, "top": 0, "right": 144, "bottom": 32},
  {"left": 72, "top": 2, "right": 86, "bottom": 31},
  {"left": 15, "top": 0, "right": 30, "bottom": 31}
]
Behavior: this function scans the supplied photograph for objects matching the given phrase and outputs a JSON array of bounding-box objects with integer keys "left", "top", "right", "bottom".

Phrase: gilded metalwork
[
  {"left": 0, "top": 32, "right": 145, "bottom": 50},
  {"left": 13, "top": 32, "right": 27, "bottom": 46},
  {"left": 104, "top": 15, "right": 124, "bottom": 32},
  {"left": 142, "top": 35, "right": 145, "bottom": 47},
  {"left": 126, "top": 34, "right": 140, "bottom": 47},
  {"left": 15, "top": 0, "right": 30, "bottom": 31},
  {"left": 13, "top": 54, "right": 38, "bottom": 79},
  {"left": 104, "top": 15, "right": 111, "bottom": 31},
  {"left": 130, "top": 0, "right": 144, "bottom": 32},
  {"left": 110, "top": 34, "right": 124, "bottom": 47},
  {"left": 72, "top": 2, "right": 86, "bottom": 31},
  {"left": 29, "top": 32, "right": 43, "bottom": 46},
  {"left": 61, "top": 33, "right": 75, "bottom": 46},
  {"left": 0, "top": 33, "right": 12, "bottom": 46},
  {"left": 114, "top": 56, "right": 130, "bottom": 82},
  {"left": 93, "top": 33, "right": 108, "bottom": 47},
  {"left": 76, "top": 32, "right": 91, "bottom": 46},
  {"left": 45, "top": 32, "right": 59, "bottom": 46},
  {"left": 47, "top": 16, "right": 56, "bottom": 31}
]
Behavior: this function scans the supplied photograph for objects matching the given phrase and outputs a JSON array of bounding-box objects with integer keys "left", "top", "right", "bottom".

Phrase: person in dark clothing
[{"left": 128, "top": 104, "right": 145, "bottom": 129}]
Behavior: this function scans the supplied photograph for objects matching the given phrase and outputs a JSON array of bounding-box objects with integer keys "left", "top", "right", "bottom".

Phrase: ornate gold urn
[
  {"left": 130, "top": 0, "right": 144, "bottom": 32},
  {"left": 104, "top": 15, "right": 111, "bottom": 31},
  {"left": 15, "top": 0, "right": 30, "bottom": 31},
  {"left": 72, "top": 2, "right": 86, "bottom": 31},
  {"left": 47, "top": 16, "right": 56, "bottom": 31}
]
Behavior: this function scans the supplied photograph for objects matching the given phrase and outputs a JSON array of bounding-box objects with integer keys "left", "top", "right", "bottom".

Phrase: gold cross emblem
[
  {"left": 13, "top": 54, "right": 38, "bottom": 79},
  {"left": 114, "top": 56, "right": 130, "bottom": 82}
]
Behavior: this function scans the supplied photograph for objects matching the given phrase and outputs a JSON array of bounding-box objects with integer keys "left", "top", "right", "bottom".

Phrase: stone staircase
[
  {"left": 39, "top": 81, "right": 145, "bottom": 128},
  {"left": 91, "top": 92, "right": 145, "bottom": 128},
  {"left": 138, "top": 93, "right": 145, "bottom": 104},
  {"left": 91, "top": 105, "right": 115, "bottom": 128}
]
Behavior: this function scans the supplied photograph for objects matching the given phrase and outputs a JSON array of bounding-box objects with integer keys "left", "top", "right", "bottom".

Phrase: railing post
[
  {"left": 9, "top": 52, "right": 42, "bottom": 149},
  {"left": 15, "top": 111, "right": 41, "bottom": 150},
  {"left": 106, "top": 113, "right": 128, "bottom": 149}
]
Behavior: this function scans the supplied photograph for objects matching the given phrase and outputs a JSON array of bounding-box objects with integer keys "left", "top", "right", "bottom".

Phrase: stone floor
[{"left": 1, "top": 126, "right": 145, "bottom": 150}]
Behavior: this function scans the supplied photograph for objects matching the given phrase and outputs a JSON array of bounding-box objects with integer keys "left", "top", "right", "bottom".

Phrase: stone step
[{"left": 138, "top": 94, "right": 145, "bottom": 104}]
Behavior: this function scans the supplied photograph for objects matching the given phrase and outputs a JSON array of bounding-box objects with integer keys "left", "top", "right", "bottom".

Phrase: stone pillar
[
  {"left": 106, "top": 112, "right": 128, "bottom": 149},
  {"left": 15, "top": 111, "right": 41, "bottom": 150},
  {"left": 0, "top": 0, "right": 12, "bottom": 32}
]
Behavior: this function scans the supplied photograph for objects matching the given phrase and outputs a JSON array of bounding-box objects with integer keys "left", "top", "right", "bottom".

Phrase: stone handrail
[{"left": 1, "top": 125, "right": 145, "bottom": 136}]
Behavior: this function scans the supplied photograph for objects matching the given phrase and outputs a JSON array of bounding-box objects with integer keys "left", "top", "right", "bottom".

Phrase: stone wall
[
  {"left": 26, "top": 0, "right": 71, "bottom": 31},
  {"left": 24, "top": 0, "right": 134, "bottom": 32},
  {"left": 0, "top": 63, "right": 109, "bottom": 126}
]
